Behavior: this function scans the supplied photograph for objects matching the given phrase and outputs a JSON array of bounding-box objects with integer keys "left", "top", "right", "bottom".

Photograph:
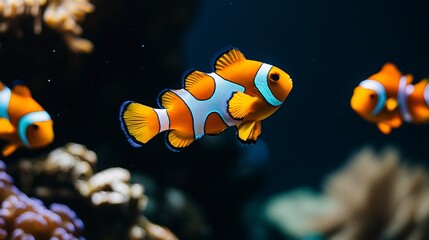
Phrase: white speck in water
[
  {"left": 141, "top": 44, "right": 145, "bottom": 48},
  {"left": 52, "top": 49, "right": 56, "bottom": 53},
  {"left": 48, "top": 79, "right": 51, "bottom": 82}
]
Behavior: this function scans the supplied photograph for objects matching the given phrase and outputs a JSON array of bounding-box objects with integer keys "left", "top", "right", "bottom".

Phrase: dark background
[
  {"left": 181, "top": 0, "right": 429, "bottom": 192},
  {"left": 1, "top": 0, "right": 429, "bottom": 239}
]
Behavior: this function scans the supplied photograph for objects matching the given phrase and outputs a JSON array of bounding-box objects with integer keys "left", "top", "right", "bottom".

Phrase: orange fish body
[
  {"left": 403, "top": 78, "right": 429, "bottom": 124},
  {"left": 0, "top": 82, "right": 54, "bottom": 156},
  {"left": 351, "top": 63, "right": 429, "bottom": 134},
  {"left": 120, "top": 47, "right": 293, "bottom": 151}
]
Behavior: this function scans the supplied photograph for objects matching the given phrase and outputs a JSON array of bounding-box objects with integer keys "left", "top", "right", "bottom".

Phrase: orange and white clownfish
[
  {"left": 119, "top": 47, "right": 293, "bottom": 151},
  {"left": 351, "top": 63, "right": 429, "bottom": 134},
  {"left": 0, "top": 82, "right": 54, "bottom": 156}
]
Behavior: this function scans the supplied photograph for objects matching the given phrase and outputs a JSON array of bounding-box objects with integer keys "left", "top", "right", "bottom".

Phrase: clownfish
[
  {"left": 119, "top": 47, "right": 293, "bottom": 151},
  {"left": 351, "top": 63, "right": 429, "bottom": 134},
  {"left": 0, "top": 82, "right": 54, "bottom": 156}
]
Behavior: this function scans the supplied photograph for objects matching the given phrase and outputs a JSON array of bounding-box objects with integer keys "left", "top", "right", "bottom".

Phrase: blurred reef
[
  {"left": 6, "top": 143, "right": 179, "bottom": 240},
  {"left": 0, "top": 159, "right": 84, "bottom": 239},
  {"left": 0, "top": 0, "right": 94, "bottom": 53},
  {"left": 263, "top": 147, "right": 429, "bottom": 240}
]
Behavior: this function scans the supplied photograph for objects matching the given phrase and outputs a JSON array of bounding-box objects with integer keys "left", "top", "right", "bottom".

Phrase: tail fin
[{"left": 119, "top": 101, "right": 160, "bottom": 147}]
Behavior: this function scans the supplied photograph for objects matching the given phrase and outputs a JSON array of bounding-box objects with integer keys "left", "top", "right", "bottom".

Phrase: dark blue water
[{"left": 183, "top": 0, "right": 429, "bottom": 194}]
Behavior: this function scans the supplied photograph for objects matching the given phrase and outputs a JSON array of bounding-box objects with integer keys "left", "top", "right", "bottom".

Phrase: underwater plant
[
  {"left": 0, "top": 0, "right": 94, "bottom": 53},
  {"left": 0, "top": 160, "right": 84, "bottom": 239}
]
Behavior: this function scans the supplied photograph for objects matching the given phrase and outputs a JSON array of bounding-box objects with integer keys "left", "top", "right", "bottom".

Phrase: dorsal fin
[
  {"left": 11, "top": 83, "right": 31, "bottom": 97},
  {"left": 182, "top": 70, "right": 216, "bottom": 100},
  {"left": 158, "top": 90, "right": 177, "bottom": 109},
  {"left": 405, "top": 74, "right": 413, "bottom": 84},
  {"left": 381, "top": 62, "right": 401, "bottom": 75},
  {"left": 214, "top": 47, "right": 246, "bottom": 72},
  {"left": 183, "top": 70, "right": 206, "bottom": 91}
]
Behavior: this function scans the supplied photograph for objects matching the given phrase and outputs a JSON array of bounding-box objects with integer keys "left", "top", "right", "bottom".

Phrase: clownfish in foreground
[
  {"left": 0, "top": 82, "right": 54, "bottom": 156},
  {"left": 351, "top": 63, "right": 429, "bottom": 134},
  {"left": 120, "top": 47, "right": 293, "bottom": 151}
]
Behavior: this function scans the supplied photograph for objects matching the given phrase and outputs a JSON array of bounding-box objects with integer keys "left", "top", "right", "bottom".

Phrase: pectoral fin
[
  {"left": 388, "top": 116, "right": 403, "bottom": 128},
  {"left": 228, "top": 92, "right": 258, "bottom": 120},
  {"left": 386, "top": 98, "right": 398, "bottom": 111},
  {"left": 237, "top": 121, "right": 261, "bottom": 143},
  {"left": 2, "top": 144, "right": 18, "bottom": 156},
  {"left": 377, "top": 122, "right": 392, "bottom": 134}
]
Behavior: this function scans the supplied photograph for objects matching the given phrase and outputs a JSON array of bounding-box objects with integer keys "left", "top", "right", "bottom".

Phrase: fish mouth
[
  {"left": 350, "top": 96, "right": 360, "bottom": 111},
  {"left": 350, "top": 96, "right": 369, "bottom": 115}
]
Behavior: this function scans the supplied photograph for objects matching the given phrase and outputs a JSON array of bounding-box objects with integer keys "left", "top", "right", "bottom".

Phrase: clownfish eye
[
  {"left": 269, "top": 73, "right": 280, "bottom": 81},
  {"left": 369, "top": 93, "right": 376, "bottom": 100},
  {"left": 30, "top": 124, "right": 39, "bottom": 130}
]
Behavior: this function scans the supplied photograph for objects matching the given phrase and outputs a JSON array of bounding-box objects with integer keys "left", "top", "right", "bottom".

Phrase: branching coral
[
  {"left": 15, "top": 142, "right": 96, "bottom": 198},
  {"left": 10, "top": 143, "right": 178, "bottom": 240},
  {"left": 0, "top": 0, "right": 94, "bottom": 53},
  {"left": 76, "top": 167, "right": 147, "bottom": 207},
  {"left": 0, "top": 160, "right": 84, "bottom": 239}
]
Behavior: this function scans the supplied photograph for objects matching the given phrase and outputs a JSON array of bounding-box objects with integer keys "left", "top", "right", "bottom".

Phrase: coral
[
  {"left": 130, "top": 216, "right": 178, "bottom": 240},
  {"left": 76, "top": 167, "right": 146, "bottom": 207},
  {"left": 0, "top": 159, "right": 84, "bottom": 239},
  {"left": 15, "top": 143, "right": 96, "bottom": 198},
  {"left": 311, "top": 147, "right": 429, "bottom": 240},
  {"left": 10, "top": 143, "right": 178, "bottom": 240},
  {"left": 264, "top": 187, "right": 336, "bottom": 238},
  {"left": 0, "top": 0, "right": 94, "bottom": 53},
  {"left": 263, "top": 147, "right": 429, "bottom": 240}
]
